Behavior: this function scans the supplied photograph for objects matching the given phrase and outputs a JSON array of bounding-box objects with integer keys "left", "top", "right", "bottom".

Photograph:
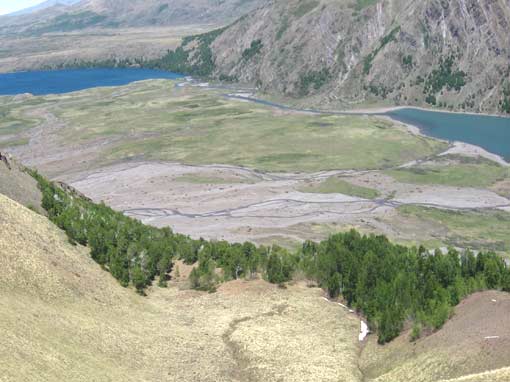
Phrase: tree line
[{"left": 30, "top": 170, "right": 510, "bottom": 343}]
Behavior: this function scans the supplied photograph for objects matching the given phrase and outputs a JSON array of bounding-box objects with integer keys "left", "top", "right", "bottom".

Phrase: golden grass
[{"left": 438, "top": 367, "right": 510, "bottom": 382}]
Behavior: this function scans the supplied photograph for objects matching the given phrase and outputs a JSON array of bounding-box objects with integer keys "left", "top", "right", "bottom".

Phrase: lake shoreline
[
  {"left": 224, "top": 92, "right": 510, "bottom": 166},
  {"left": 377, "top": 115, "right": 510, "bottom": 166},
  {"left": 347, "top": 105, "right": 510, "bottom": 119}
]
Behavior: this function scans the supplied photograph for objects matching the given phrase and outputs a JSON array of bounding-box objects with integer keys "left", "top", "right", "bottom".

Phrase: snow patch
[{"left": 359, "top": 320, "right": 369, "bottom": 342}]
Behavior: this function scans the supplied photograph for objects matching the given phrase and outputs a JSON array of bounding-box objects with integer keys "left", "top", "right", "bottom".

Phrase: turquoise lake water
[{"left": 386, "top": 108, "right": 510, "bottom": 161}]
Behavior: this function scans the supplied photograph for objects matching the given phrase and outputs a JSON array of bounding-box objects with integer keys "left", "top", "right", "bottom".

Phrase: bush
[
  {"left": 410, "top": 322, "right": 422, "bottom": 342},
  {"left": 298, "top": 68, "right": 332, "bottom": 95},
  {"left": 424, "top": 56, "right": 467, "bottom": 94},
  {"left": 189, "top": 258, "right": 218, "bottom": 292},
  {"left": 242, "top": 40, "right": 263, "bottom": 61},
  {"left": 425, "top": 94, "right": 437, "bottom": 105},
  {"left": 501, "top": 85, "right": 510, "bottom": 113}
]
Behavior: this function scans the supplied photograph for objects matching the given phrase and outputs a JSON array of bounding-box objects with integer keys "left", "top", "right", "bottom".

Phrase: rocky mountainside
[
  {"left": 0, "top": 0, "right": 267, "bottom": 35},
  {"left": 165, "top": 0, "right": 510, "bottom": 114}
]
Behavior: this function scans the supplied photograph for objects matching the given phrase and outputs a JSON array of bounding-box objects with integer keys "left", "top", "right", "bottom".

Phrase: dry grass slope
[
  {"left": 438, "top": 367, "right": 510, "bottom": 382},
  {"left": 361, "top": 291, "right": 510, "bottom": 382},
  {"left": 0, "top": 153, "right": 43, "bottom": 213},
  {"left": 0, "top": 192, "right": 362, "bottom": 382}
]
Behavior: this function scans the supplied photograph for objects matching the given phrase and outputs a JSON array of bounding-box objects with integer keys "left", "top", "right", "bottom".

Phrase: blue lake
[
  {"left": 0, "top": 68, "right": 183, "bottom": 95},
  {"left": 386, "top": 108, "right": 510, "bottom": 161}
]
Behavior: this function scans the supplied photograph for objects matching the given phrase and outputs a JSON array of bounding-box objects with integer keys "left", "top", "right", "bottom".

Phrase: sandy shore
[{"left": 440, "top": 142, "right": 510, "bottom": 167}]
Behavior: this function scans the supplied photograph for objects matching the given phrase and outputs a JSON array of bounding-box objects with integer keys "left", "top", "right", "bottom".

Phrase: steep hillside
[
  {"left": 2, "top": 190, "right": 509, "bottom": 381},
  {"left": 361, "top": 290, "right": 510, "bottom": 382},
  {"left": 0, "top": 0, "right": 267, "bottom": 35},
  {"left": 0, "top": 192, "right": 363, "bottom": 381},
  {"left": 164, "top": 0, "right": 510, "bottom": 114}
]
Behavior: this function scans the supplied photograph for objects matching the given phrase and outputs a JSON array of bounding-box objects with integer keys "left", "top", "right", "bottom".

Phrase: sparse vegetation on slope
[
  {"left": 0, "top": 152, "right": 43, "bottom": 214},
  {"left": 31, "top": 11, "right": 108, "bottom": 35},
  {"left": 363, "top": 26, "right": 401, "bottom": 75},
  {"left": 0, "top": 0, "right": 267, "bottom": 35},
  {"left": 147, "top": 27, "right": 226, "bottom": 76}
]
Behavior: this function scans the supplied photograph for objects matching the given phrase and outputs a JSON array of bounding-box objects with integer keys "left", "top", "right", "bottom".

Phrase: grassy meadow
[
  {"left": 0, "top": 79, "right": 447, "bottom": 173},
  {"left": 174, "top": 173, "right": 256, "bottom": 184},
  {"left": 298, "top": 176, "right": 380, "bottom": 198},
  {"left": 386, "top": 156, "right": 510, "bottom": 188},
  {"left": 397, "top": 205, "right": 510, "bottom": 253}
]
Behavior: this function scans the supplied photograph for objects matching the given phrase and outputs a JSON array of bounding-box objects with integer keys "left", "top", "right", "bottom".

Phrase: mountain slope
[
  {"left": 0, "top": 0, "right": 267, "bottom": 35},
  {"left": 9, "top": 0, "right": 81, "bottom": 16},
  {"left": 166, "top": 0, "right": 510, "bottom": 114},
  {"left": 361, "top": 290, "right": 510, "bottom": 382},
  {"left": 76, "top": 0, "right": 267, "bottom": 27},
  {"left": 0, "top": 191, "right": 363, "bottom": 382},
  {"left": 2, "top": 189, "right": 509, "bottom": 381},
  {"left": 1, "top": 155, "right": 510, "bottom": 380},
  {"left": 0, "top": 152, "right": 43, "bottom": 214}
]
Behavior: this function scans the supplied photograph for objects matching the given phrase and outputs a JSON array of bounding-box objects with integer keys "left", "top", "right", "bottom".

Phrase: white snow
[
  {"left": 323, "top": 297, "right": 369, "bottom": 341},
  {"left": 359, "top": 320, "right": 369, "bottom": 342}
]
